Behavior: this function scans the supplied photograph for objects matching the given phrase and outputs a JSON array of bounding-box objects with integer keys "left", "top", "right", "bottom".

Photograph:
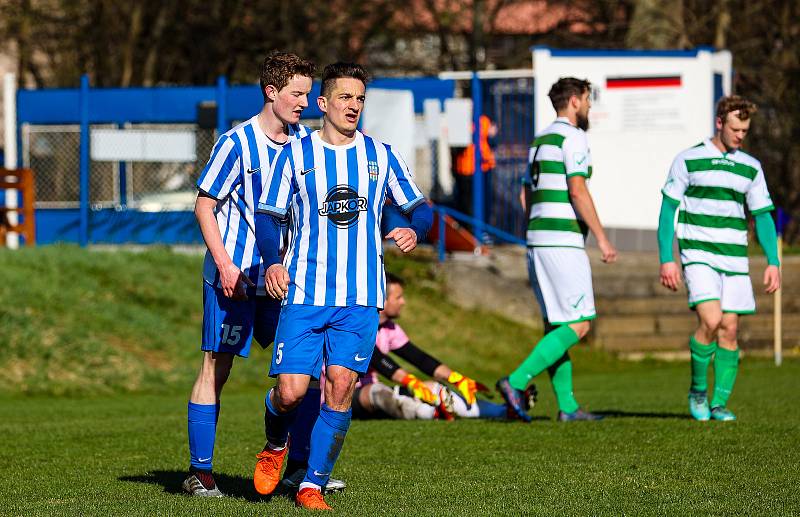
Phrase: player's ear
[
  {"left": 265, "top": 84, "right": 278, "bottom": 103},
  {"left": 317, "top": 95, "right": 327, "bottom": 114},
  {"left": 715, "top": 115, "right": 724, "bottom": 132}
]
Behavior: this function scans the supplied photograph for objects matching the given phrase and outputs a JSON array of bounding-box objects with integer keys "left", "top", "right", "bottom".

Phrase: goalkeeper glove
[
  {"left": 447, "top": 371, "right": 489, "bottom": 408},
  {"left": 401, "top": 374, "right": 437, "bottom": 405}
]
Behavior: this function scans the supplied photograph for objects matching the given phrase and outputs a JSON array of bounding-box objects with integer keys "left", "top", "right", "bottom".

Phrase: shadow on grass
[
  {"left": 119, "top": 470, "right": 272, "bottom": 502},
  {"left": 594, "top": 410, "right": 690, "bottom": 420}
]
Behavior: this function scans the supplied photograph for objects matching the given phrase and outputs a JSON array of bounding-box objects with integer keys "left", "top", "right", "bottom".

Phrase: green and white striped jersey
[
  {"left": 525, "top": 117, "right": 592, "bottom": 248},
  {"left": 662, "top": 138, "right": 774, "bottom": 275}
]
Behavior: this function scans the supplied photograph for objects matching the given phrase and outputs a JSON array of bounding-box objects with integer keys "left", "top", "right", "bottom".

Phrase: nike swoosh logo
[
  {"left": 571, "top": 294, "right": 585, "bottom": 309},
  {"left": 198, "top": 457, "right": 211, "bottom": 462},
  {"left": 354, "top": 354, "right": 368, "bottom": 362},
  {"left": 300, "top": 167, "right": 316, "bottom": 175},
  {"left": 576, "top": 157, "right": 586, "bottom": 165},
  {"left": 313, "top": 470, "right": 328, "bottom": 477},
  {"left": 246, "top": 167, "right": 260, "bottom": 175}
]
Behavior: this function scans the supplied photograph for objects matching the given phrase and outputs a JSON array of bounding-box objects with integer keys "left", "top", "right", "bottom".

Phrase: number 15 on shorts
[{"left": 220, "top": 324, "right": 242, "bottom": 346}]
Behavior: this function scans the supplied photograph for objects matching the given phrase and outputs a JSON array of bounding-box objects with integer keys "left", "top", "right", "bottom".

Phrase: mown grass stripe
[{"left": 678, "top": 211, "right": 748, "bottom": 231}]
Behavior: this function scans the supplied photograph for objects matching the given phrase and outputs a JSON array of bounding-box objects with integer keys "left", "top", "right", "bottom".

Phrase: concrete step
[
  {"left": 595, "top": 313, "right": 800, "bottom": 338},
  {"left": 596, "top": 294, "right": 798, "bottom": 315},
  {"left": 595, "top": 332, "right": 798, "bottom": 352}
]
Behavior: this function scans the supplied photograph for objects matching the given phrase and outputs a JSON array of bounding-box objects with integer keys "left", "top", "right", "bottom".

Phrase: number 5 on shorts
[{"left": 275, "top": 342, "right": 284, "bottom": 364}]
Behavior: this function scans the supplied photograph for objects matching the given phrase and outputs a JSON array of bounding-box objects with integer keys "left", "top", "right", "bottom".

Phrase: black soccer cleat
[{"left": 496, "top": 377, "right": 532, "bottom": 423}]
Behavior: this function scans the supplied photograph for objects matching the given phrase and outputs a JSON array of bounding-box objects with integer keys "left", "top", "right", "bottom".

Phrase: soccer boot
[
  {"left": 296, "top": 487, "right": 333, "bottom": 511},
  {"left": 557, "top": 408, "right": 604, "bottom": 422},
  {"left": 710, "top": 406, "right": 736, "bottom": 421},
  {"left": 523, "top": 383, "right": 538, "bottom": 411},
  {"left": 496, "top": 377, "right": 532, "bottom": 422},
  {"left": 688, "top": 390, "right": 711, "bottom": 421},
  {"left": 254, "top": 446, "right": 289, "bottom": 495},
  {"left": 182, "top": 470, "right": 224, "bottom": 497},
  {"left": 275, "top": 468, "right": 347, "bottom": 496},
  {"left": 435, "top": 385, "right": 456, "bottom": 421}
]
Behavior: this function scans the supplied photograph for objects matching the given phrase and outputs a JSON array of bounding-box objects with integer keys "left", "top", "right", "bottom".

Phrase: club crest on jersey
[
  {"left": 368, "top": 160, "right": 379, "bottom": 181},
  {"left": 318, "top": 185, "right": 368, "bottom": 228}
]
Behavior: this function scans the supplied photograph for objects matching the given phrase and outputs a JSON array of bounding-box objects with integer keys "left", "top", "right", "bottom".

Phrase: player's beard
[{"left": 576, "top": 112, "right": 590, "bottom": 131}]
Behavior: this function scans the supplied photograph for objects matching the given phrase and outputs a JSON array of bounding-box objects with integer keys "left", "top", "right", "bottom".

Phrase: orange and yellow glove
[
  {"left": 448, "top": 371, "right": 489, "bottom": 408},
  {"left": 401, "top": 374, "right": 437, "bottom": 405}
]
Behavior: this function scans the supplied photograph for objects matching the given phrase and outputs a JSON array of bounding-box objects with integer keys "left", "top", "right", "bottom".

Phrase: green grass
[{"left": 1, "top": 246, "right": 798, "bottom": 515}]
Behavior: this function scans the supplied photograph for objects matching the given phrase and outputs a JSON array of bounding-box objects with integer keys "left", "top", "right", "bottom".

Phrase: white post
[
  {"left": 3, "top": 73, "right": 19, "bottom": 249},
  {"left": 774, "top": 236, "right": 783, "bottom": 366}
]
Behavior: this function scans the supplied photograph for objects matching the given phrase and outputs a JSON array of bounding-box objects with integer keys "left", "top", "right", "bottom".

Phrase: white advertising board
[
  {"left": 532, "top": 48, "right": 731, "bottom": 230},
  {"left": 91, "top": 129, "right": 196, "bottom": 162},
  {"left": 362, "top": 88, "right": 415, "bottom": 168}
]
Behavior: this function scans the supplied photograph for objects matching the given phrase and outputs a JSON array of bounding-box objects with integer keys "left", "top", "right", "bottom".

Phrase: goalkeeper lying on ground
[{"left": 351, "top": 273, "right": 536, "bottom": 421}]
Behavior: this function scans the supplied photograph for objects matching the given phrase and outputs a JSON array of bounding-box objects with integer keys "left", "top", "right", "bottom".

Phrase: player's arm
[
  {"left": 194, "top": 137, "right": 253, "bottom": 300},
  {"left": 393, "top": 341, "right": 488, "bottom": 407},
  {"left": 747, "top": 164, "right": 781, "bottom": 294},
  {"left": 371, "top": 347, "right": 437, "bottom": 405},
  {"left": 255, "top": 147, "right": 294, "bottom": 299},
  {"left": 385, "top": 147, "right": 431, "bottom": 252},
  {"left": 754, "top": 212, "right": 781, "bottom": 293},
  {"left": 659, "top": 155, "right": 691, "bottom": 291},
  {"left": 567, "top": 176, "right": 616, "bottom": 263},
  {"left": 657, "top": 194, "right": 681, "bottom": 291},
  {"left": 563, "top": 134, "right": 616, "bottom": 263}
]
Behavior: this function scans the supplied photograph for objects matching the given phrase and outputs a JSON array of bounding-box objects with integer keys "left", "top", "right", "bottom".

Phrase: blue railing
[{"left": 432, "top": 204, "right": 525, "bottom": 262}]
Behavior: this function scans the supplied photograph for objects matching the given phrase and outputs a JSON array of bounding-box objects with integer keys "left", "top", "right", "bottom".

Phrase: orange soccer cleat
[
  {"left": 296, "top": 487, "right": 333, "bottom": 511},
  {"left": 253, "top": 446, "right": 289, "bottom": 495}
]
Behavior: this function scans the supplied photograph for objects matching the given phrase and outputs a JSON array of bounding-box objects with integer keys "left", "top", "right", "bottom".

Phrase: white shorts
[
  {"left": 684, "top": 263, "right": 755, "bottom": 314},
  {"left": 527, "top": 247, "right": 596, "bottom": 326}
]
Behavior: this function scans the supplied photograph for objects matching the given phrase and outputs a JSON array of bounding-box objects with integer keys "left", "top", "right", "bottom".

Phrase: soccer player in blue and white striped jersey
[
  {"left": 252, "top": 62, "right": 432, "bottom": 510},
  {"left": 183, "top": 51, "right": 314, "bottom": 498}
]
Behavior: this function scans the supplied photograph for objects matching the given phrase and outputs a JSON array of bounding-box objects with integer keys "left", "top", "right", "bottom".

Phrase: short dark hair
[
  {"left": 320, "top": 62, "right": 369, "bottom": 98},
  {"left": 716, "top": 95, "right": 757, "bottom": 123},
  {"left": 385, "top": 272, "right": 404, "bottom": 288},
  {"left": 548, "top": 77, "right": 591, "bottom": 112},
  {"left": 260, "top": 51, "right": 315, "bottom": 103}
]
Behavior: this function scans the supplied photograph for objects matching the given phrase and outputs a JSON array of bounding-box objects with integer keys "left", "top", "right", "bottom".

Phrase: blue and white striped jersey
[
  {"left": 257, "top": 130, "right": 424, "bottom": 309},
  {"left": 196, "top": 115, "right": 311, "bottom": 295}
]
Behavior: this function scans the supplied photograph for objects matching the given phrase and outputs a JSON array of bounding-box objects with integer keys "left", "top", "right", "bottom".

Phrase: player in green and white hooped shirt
[
  {"left": 498, "top": 78, "right": 618, "bottom": 422},
  {"left": 658, "top": 96, "right": 781, "bottom": 422}
]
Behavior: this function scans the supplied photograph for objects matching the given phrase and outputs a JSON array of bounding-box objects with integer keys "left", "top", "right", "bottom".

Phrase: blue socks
[
  {"left": 188, "top": 402, "right": 219, "bottom": 471},
  {"left": 288, "top": 387, "right": 321, "bottom": 464},
  {"left": 265, "top": 389, "right": 298, "bottom": 448},
  {"left": 302, "top": 404, "right": 351, "bottom": 487},
  {"left": 477, "top": 399, "right": 508, "bottom": 419}
]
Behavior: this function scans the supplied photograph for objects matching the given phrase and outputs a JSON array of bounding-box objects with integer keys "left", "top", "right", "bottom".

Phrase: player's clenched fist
[
  {"left": 447, "top": 371, "right": 488, "bottom": 408},
  {"left": 386, "top": 228, "right": 418, "bottom": 253},
  {"left": 660, "top": 261, "right": 682, "bottom": 292},
  {"left": 219, "top": 261, "right": 255, "bottom": 300},
  {"left": 401, "top": 374, "right": 437, "bottom": 405},
  {"left": 265, "top": 263, "right": 290, "bottom": 299}
]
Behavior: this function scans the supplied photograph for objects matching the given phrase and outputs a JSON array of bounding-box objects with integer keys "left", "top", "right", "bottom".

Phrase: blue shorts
[
  {"left": 270, "top": 305, "right": 379, "bottom": 379},
  {"left": 202, "top": 282, "right": 282, "bottom": 358}
]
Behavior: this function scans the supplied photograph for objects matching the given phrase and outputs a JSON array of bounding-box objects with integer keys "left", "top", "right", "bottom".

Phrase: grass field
[{"left": 1, "top": 246, "right": 799, "bottom": 515}]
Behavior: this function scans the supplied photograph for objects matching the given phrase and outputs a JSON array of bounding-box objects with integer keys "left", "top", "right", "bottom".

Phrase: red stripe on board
[{"left": 606, "top": 76, "right": 682, "bottom": 89}]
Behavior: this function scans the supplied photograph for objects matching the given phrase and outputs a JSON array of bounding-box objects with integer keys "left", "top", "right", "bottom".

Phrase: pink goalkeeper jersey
[{"left": 319, "top": 319, "right": 410, "bottom": 392}]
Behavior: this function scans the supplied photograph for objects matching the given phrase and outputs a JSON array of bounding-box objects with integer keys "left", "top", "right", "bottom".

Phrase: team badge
[{"left": 368, "top": 160, "right": 379, "bottom": 182}]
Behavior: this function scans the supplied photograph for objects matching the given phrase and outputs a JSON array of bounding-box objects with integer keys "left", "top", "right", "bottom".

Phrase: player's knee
[
  {"left": 570, "top": 320, "right": 591, "bottom": 339},
  {"left": 325, "top": 371, "right": 357, "bottom": 408},
  {"left": 719, "top": 320, "right": 738, "bottom": 342},
  {"left": 274, "top": 382, "right": 307, "bottom": 411},
  {"left": 699, "top": 314, "right": 722, "bottom": 335}
]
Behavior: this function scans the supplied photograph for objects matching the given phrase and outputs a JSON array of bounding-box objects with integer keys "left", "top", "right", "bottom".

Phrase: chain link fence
[{"left": 22, "top": 124, "right": 216, "bottom": 210}]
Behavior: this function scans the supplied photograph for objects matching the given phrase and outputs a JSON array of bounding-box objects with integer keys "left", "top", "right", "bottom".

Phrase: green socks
[
  {"left": 711, "top": 347, "right": 739, "bottom": 409},
  {"left": 509, "top": 325, "right": 580, "bottom": 391},
  {"left": 689, "top": 336, "right": 717, "bottom": 392},
  {"left": 548, "top": 353, "right": 580, "bottom": 414}
]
